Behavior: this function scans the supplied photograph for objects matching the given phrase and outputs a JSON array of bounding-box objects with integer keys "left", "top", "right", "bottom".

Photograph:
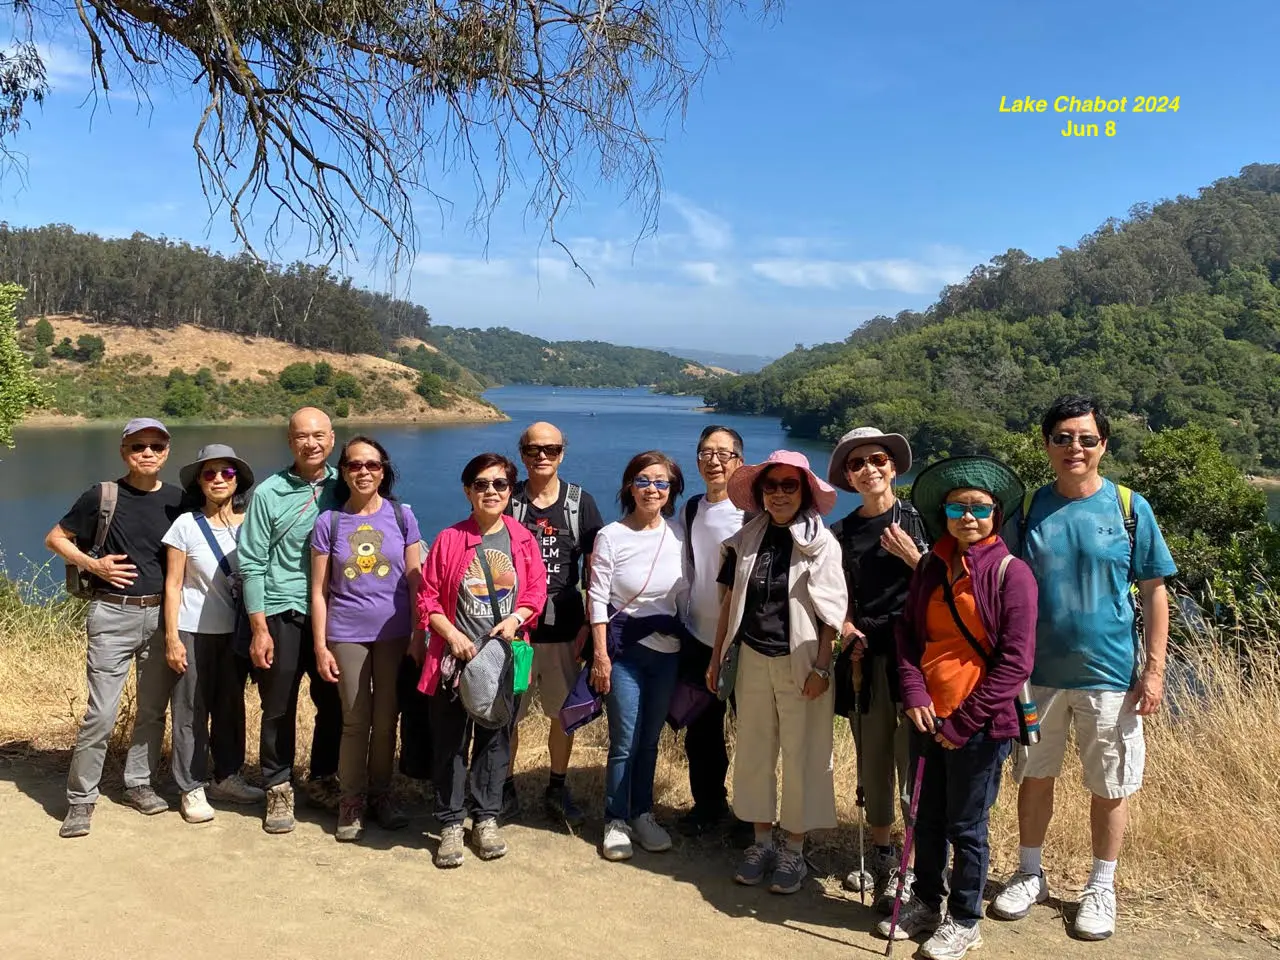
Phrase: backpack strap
[
  {"left": 329, "top": 509, "right": 341, "bottom": 562},
  {"left": 393, "top": 501, "right": 408, "bottom": 541},
  {"left": 563, "top": 482, "right": 582, "bottom": 545},
  {"left": 1116, "top": 483, "right": 1137, "bottom": 578},
  {"left": 509, "top": 481, "right": 529, "bottom": 525},
  {"left": 92, "top": 481, "right": 118, "bottom": 556},
  {"left": 194, "top": 512, "right": 235, "bottom": 580},
  {"left": 683, "top": 494, "right": 704, "bottom": 573},
  {"left": 996, "top": 554, "right": 1014, "bottom": 591}
]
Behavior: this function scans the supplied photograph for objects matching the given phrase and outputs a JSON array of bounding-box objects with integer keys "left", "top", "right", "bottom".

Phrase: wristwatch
[{"left": 812, "top": 665, "right": 831, "bottom": 681}]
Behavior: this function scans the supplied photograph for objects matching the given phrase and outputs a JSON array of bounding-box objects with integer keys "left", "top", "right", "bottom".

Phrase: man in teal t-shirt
[
  {"left": 992, "top": 396, "right": 1176, "bottom": 943},
  {"left": 239, "top": 406, "right": 343, "bottom": 834}
]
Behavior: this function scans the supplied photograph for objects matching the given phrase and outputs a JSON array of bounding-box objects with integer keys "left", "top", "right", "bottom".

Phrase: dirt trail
[{"left": 0, "top": 754, "right": 1267, "bottom": 960}]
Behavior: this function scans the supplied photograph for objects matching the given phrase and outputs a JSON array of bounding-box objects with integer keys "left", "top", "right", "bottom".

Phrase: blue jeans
[
  {"left": 603, "top": 643, "right": 679, "bottom": 821},
  {"left": 912, "top": 730, "right": 1013, "bottom": 925}
]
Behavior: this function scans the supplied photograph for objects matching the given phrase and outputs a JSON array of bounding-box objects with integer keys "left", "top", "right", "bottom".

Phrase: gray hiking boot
[
  {"left": 263, "top": 783, "right": 296, "bottom": 834},
  {"left": 876, "top": 899, "right": 942, "bottom": 941},
  {"left": 369, "top": 792, "right": 409, "bottom": 830},
  {"left": 435, "top": 823, "right": 465, "bottom": 868},
  {"left": 922, "top": 918, "right": 983, "bottom": 960},
  {"left": 875, "top": 865, "right": 917, "bottom": 915},
  {"left": 208, "top": 773, "right": 265, "bottom": 805},
  {"left": 734, "top": 843, "right": 778, "bottom": 886},
  {"left": 122, "top": 784, "right": 169, "bottom": 816},
  {"left": 335, "top": 795, "right": 365, "bottom": 842},
  {"left": 59, "top": 803, "right": 94, "bottom": 838},
  {"left": 473, "top": 818, "right": 508, "bottom": 860},
  {"left": 769, "top": 846, "right": 809, "bottom": 895}
]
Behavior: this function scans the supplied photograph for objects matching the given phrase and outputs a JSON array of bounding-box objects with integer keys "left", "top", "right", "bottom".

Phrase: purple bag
[
  {"left": 559, "top": 665, "right": 604, "bottom": 734},
  {"left": 666, "top": 677, "right": 715, "bottom": 731}
]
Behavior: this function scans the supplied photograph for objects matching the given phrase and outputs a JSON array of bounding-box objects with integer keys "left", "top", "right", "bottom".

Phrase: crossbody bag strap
[
  {"left": 194, "top": 512, "right": 235, "bottom": 580},
  {"left": 940, "top": 571, "right": 995, "bottom": 669},
  {"left": 609, "top": 522, "right": 668, "bottom": 623},
  {"left": 473, "top": 544, "right": 506, "bottom": 627}
]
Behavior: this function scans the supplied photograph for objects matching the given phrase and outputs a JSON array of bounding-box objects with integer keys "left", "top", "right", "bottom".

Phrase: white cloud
[
  {"left": 35, "top": 42, "right": 91, "bottom": 87},
  {"left": 413, "top": 252, "right": 510, "bottom": 279},
  {"left": 666, "top": 194, "right": 732, "bottom": 252},
  {"left": 750, "top": 257, "right": 968, "bottom": 294},
  {"left": 679, "top": 261, "right": 727, "bottom": 286}
]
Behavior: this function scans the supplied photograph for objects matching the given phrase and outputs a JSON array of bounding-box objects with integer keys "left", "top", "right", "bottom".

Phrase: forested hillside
[
  {"left": 426, "top": 325, "right": 718, "bottom": 388},
  {"left": 705, "top": 164, "right": 1280, "bottom": 468},
  {"left": 0, "top": 224, "right": 432, "bottom": 354}
]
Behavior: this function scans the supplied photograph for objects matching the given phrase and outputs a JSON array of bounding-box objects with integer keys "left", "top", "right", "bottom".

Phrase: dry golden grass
[{"left": 3, "top": 583, "right": 1278, "bottom": 931}]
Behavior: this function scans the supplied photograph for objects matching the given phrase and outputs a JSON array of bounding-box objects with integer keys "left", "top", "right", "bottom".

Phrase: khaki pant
[
  {"left": 331, "top": 637, "right": 409, "bottom": 799},
  {"left": 732, "top": 644, "right": 837, "bottom": 835}
]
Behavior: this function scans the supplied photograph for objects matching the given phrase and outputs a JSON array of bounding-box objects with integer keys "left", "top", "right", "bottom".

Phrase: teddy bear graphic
[{"left": 343, "top": 523, "right": 392, "bottom": 581}]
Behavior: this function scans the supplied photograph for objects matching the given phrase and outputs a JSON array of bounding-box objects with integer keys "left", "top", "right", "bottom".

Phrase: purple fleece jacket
[{"left": 895, "top": 535, "right": 1038, "bottom": 746}]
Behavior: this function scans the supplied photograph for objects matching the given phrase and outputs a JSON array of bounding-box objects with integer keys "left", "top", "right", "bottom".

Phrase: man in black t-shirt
[
  {"left": 506, "top": 421, "right": 604, "bottom": 826},
  {"left": 44, "top": 417, "right": 185, "bottom": 838}
]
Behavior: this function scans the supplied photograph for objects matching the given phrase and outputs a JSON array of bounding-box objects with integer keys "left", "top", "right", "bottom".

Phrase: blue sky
[{"left": 3, "top": 0, "right": 1279, "bottom": 356}]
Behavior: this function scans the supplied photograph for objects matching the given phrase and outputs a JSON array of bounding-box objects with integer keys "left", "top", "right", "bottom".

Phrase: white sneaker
[
  {"left": 602, "top": 819, "right": 634, "bottom": 861},
  {"left": 629, "top": 812, "right": 672, "bottom": 852},
  {"left": 921, "top": 917, "right": 984, "bottom": 960},
  {"left": 991, "top": 870, "right": 1048, "bottom": 920},
  {"left": 180, "top": 787, "right": 215, "bottom": 823},
  {"left": 1073, "top": 885, "right": 1116, "bottom": 940},
  {"left": 208, "top": 773, "right": 266, "bottom": 804},
  {"left": 876, "top": 899, "right": 942, "bottom": 941}
]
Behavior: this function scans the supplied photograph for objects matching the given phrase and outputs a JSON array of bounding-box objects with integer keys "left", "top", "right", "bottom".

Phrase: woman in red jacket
[
  {"left": 879, "top": 456, "right": 1037, "bottom": 960},
  {"left": 415, "top": 452, "right": 547, "bottom": 869}
]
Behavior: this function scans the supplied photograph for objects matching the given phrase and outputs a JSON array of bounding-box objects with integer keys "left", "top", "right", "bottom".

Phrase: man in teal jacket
[{"left": 239, "top": 406, "right": 343, "bottom": 834}]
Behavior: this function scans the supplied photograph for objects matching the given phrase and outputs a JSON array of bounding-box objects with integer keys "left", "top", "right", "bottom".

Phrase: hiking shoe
[
  {"left": 630, "top": 812, "right": 672, "bottom": 852},
  {"left": 435, "top": 823, "right": 465, "bottom": 868},
  {"left": 921, "top": 918, "right": 984, "bottom": 960},
  {"left": 303, "top": 774, "right": 341, "bottom": 812},
  {"left": 1073, "top": 885, "right": 1116, "bottom": 940},
  {"left": 769, "top": 846, "right": 809, "bottom": 894},
  {"left": 733, "top": 843, "right": 778, "bottom": 886},
  {"left": 180, "top": 787, "right": 215, "bottom": 823},
  {"left": 602, "top": 819, "right": 634, "bottom": 861},
  {"left": 544, "top": 783, "right": 586, "bottom": 827},
  {"left": 677, "top": 804, "right": 728, "bottom": 837},
  {"left": 500, "top": 779, "right": 520, "bottom": 824},
  {"left": 263, "top": 783, "right": 295, "bottom": 834},
  {"left": 369, "top": 793, "right": 408, "bottom": 831},
  {"left": 876, "top": 899, "right": 942, "bottom": 941},
  {"left": 991, "top": 870, "right": 1048, "bottom": 920},
  {"left": 875, "top": 865, "right": 916, "bottom": 915},
  {"left": 208, "top": 773, "right": 265, "bottom": 804},
  {"left": 59, "top": 803, "right": 93, "bottom": 838},
  {"left": 473, "top": 818, "right": 508, "bottom": 860},
  {"left": 122, "top": 785, "right": 168, "bottom": 816},
  {"left": 336, "top": 796, "right": 365, "bottom": 842}
]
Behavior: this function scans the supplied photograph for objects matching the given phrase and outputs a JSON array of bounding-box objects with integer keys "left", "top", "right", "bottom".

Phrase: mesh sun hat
[
  {"left": 727, "top": 449, "right": 838, "bottom": 516},
  {"left": 827, "top": 427, "right": 912, "bottom": 492},
  {"left": 910, "top": 455, "right": 1025, "bottom": 543},
  {"left": 179, "top": 443, "right": 256, "bottom": 492}
]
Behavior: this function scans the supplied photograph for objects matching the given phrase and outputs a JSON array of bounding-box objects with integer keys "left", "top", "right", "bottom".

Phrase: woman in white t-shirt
[
  {"left": 162, "top": 444, "right": 264, "bottom": 823},
  {"left": 588, "top": 450, "right": 689, "bottom": 862}
]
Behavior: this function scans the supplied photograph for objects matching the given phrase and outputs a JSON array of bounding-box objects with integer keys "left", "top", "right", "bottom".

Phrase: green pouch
[{"left": 511, "top": 639, "right": 534, "bottom": 695}]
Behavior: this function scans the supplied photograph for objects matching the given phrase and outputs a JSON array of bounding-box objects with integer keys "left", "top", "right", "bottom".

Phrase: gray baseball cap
[{"left": 122, "top": 417, "right": 170, "bottom": 439}]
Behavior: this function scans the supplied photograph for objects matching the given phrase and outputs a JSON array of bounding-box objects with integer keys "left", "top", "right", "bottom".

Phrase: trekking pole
[
  {"left": 884, "top": 720, "right": 937, "bottom": 957},
  {"left": 852, "top": 655, "right": 867, "bottom": 905}
]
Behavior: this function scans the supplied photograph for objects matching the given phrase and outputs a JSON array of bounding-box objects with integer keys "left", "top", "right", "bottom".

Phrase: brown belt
[{"left": 93, "top": 593, "right": 163, "bottom": 609}]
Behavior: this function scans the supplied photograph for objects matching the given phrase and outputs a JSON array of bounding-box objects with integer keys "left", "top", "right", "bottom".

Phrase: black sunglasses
[
  {"left": 1049, "top": 432, "right": 1102, "bottom": 449},
  {"left": 128, "top": 441, "right": 169, "bottom": 454},
  {"left": 521, "top": 444, "right": 564, "bottom": 459},
  {"left": 471, "top": 478, "right": 512, "bottom": 493}
]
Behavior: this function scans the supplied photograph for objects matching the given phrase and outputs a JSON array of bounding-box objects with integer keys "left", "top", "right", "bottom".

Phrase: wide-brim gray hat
[
  {"left": 827, "top": 427, "right": 913, "bottom": 492},
  {"left": 910, "top": 455, "right": 1024, "bottom": 543},
  {"left": 179, "top": 444, "right": 256, "bottom": 492}
]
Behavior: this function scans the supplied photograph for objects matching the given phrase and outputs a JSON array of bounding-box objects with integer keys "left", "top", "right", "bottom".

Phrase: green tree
[
  {"left": 51, "top": 337, "right": 75, "bottom": 360},
  {"left": 33, "top": 317, "right": 54, "bottom": 347},
  {"left": 74, "top": 334, "right": 106, "bottom": 363},
  {"left": 194, "top": 367, "right": 216, "bottom": 388},
  {"left": 278, "top": 362, "right": 317, "bottom": 393},
  {"left": 162, "top": 381, "right": 206, "bottom": 419},
  {"left": 415, "top": 370, "right": 447, "bottom": 407},
  {"left": 334, "top": 401, "right": 350, "bottom": 419},
  {"left": 313, "top": 361, "right": 333, "bottom": 386},
  {"left": 332, "top": 372, "right": 362, "bottom": 399},
  {"left": 0, "top": 284, "right": 49, "bottom": 446},
  {"left": 987, "top": 427, "right": 1055, "bottom": 491},
  {"left": 30, "top": 344, "right": 49, "bottom": 369}
]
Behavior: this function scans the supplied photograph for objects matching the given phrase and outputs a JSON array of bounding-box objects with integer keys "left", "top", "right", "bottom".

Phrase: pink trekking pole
[{"left": 884, "top": 727, "right": 933, "bottom": 956}]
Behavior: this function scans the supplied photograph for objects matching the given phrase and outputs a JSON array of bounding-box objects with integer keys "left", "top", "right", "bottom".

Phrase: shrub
[
  {"left": 415, "top": 370, "right": 446, "bottom": 404},
  {"left": 166, "top": 367, "right": 189, "bottom": 387},
  {"left": 314, "top": 360, "right": 333, "bottom": 385},
  {"left": 278, "top": 362, "right": 316, "bottom": 392},
  {"left": 33, "top": 318, "right": 54, "bottom": 347},
  {"left": 30, "top": 345, "right": 49, "bottom": 369},
  {"left": 215, "top": 360, "right": 233, "bottom": 372},
  {"left": 74, "top": 334, "right": 105, "bottom": 363},
  {"left": 332, "top": 371, "right": 362, "bottom": 399},
  {"left": 51, "top": 338, "right": 75, "bottom": 360},
  {"left": 194, "top": 367, "right": 215, "bottom": 388},
  {"left": 334, "top": 401, "right": 350, "bottom": 419},
  {"left": 162, "top": 381, "right": 205, "bottom": 418}
]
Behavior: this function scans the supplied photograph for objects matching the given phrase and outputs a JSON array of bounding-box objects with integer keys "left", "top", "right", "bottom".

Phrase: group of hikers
[{"left": 43, "top": 393, "right": 1175, "bottom": 960}]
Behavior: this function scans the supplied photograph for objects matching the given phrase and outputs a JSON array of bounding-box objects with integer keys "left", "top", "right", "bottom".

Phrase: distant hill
[
  {"left": 654, "top": 347, "right": 774, "bottom": 373},
  {"left": 704, "top": 163, "right": 1280, "bottom": 470},
  {"left": 425, "top": 325, "right": 725, "bottom": 388}
]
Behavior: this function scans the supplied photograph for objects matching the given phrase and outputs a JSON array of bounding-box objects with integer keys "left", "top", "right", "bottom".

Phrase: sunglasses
[
  {"left": 128, "top": 441, "right": 169, "bottom": 454},
  {"left": 845, "top": 452, "right": 892, "bottom": 472},
  {"left": 1049, "top": 433, "right": 1102, "bottom": 449},
  {"left": 632, "top": 477, "right": 671, "bottom": 491},
  {"left": 471, "top": 477, "right": 512, "bottom": 493},
  {"left": 697, "top": 449, "right": 741, "bottom": 464},
  {"left": 762, "top": 478, "right": 801, "bottom": 495},
  {"left": 521, "top": 444, "right": 564, "bottom": 459},
  {"left": 344, "top": 460, "right": 384, "bottom": 473},
  {"left": 201, "top": 467, "right": 238, "bottom": 482},
  {"left": 943, "top": 502, "right": 996, "bottom": 520}
]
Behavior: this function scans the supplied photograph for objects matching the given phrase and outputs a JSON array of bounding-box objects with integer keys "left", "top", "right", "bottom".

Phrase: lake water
[{"left": 0, "top": 386, "right": 866, "bottom": 587}]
